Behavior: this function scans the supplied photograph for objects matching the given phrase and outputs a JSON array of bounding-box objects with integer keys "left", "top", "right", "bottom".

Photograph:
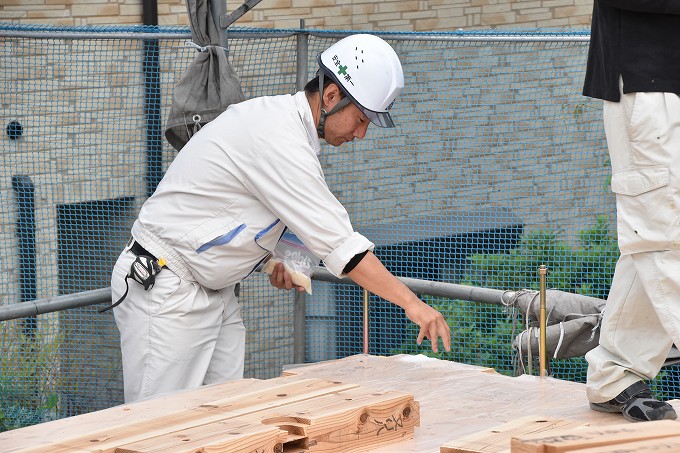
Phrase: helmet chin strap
[{"left": 316, "top": 71, "right": 351, "bottom": 139}]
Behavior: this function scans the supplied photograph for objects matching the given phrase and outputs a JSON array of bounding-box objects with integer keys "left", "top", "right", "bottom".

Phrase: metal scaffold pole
[{"left": 539, "top": 265, "right": 548, "bottom": 378}]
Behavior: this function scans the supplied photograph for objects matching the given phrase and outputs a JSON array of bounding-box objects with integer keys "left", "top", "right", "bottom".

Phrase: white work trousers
[
  {"left": 586, "top": 87, "right": 680, "bottom": 403},
  {"left": 111, "top": 244, "right": 245, "bottom": 403}
]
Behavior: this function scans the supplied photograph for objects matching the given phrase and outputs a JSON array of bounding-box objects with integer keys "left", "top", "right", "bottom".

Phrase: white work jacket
[{"left": 132, "top": 91, "right": 374, "bottom": 290}]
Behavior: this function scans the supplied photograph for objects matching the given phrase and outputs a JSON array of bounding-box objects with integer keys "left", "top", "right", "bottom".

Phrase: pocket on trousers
[
  {"left": 610, "top": 165, "right": 669, "bottom": 197},
  {"left": 148, "top": 270, "right": 189, "bottom": 317},
  {"left": 610, "top": 165, "right": 677, "bottom": 252}
]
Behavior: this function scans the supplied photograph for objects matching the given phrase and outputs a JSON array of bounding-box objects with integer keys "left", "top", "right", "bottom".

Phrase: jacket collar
[{"left": 294, "top": 91, "right": 321, "bottom": 155}]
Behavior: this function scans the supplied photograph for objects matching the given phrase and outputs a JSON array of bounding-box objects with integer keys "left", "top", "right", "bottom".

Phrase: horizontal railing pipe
[
  {"left": 0, "top": 268, "right": 505, "bottom": 321},
  {"left": 0, "top": 268, "right": 506, "bottom": 322},
  {"left": 0, "top": 29, "right": 590, "bottom": 43},
  {"left": 310, "top": 267, "right": 506, "bottom": 305},
  {"left": 0, "top": 288, "right": 111, "bottom": 321}
]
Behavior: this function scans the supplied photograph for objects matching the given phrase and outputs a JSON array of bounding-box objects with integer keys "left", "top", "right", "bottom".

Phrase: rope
[{"left": 185, "top": 40, "right": 228, "bottom": 53}]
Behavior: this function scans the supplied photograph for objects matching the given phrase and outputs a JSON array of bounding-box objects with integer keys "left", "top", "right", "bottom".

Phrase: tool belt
[
  {"left": 130, "top": 240, "right": 158, "bottom": 261},
  {"left": 100, "top": 239, "right": 166, "bottom": 313}
]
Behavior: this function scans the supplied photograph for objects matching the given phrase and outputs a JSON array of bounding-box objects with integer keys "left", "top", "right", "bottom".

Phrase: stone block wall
[{"left": 1, "top": 0, "right": 593, "bottom": 30}]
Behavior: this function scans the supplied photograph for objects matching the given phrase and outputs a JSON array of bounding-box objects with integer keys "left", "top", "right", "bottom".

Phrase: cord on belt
[{"left": 100, "top": 241, "right": 166, "bottom": 313}]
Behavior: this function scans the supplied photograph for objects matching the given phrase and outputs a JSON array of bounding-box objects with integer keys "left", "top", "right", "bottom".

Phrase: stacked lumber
[
  {"left": 441, "top": 417, "right": 680, "bottom": 453},
  {"left": 5, "top": 376, "right": 420, "bottom": 453},
  {"left": 510, "top": 419, "right": 680, "bottom": 452},
  {"left": 440, "top": 416, "right": 587, "bottom": 453}
]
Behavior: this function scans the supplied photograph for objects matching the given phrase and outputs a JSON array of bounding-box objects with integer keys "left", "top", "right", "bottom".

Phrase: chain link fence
[{"left": 3, "top": 24, "right": 677, "bottom": 431}]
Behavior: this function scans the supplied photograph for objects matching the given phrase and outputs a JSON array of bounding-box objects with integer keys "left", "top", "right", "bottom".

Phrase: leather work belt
[
  {"left": 100, "top": 240, "right": 165, "bottom": 313},
  {"left": 130, "top": 240, "right": 159, "bottom": 262}
]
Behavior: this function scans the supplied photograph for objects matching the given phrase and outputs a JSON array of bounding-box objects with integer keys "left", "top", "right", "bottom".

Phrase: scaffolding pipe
[
  {"left": 0, "top": 268, "right": 507, "bottom": 322},
  {"left": 311, "top": 268, "right": 506, "bottom": 305},
  {"left": 0, "top": 288, "right": 111, "bottom": 321},
  {"left": 291, "top": 20, "right": 309, "bottom": 365},
  {"left": 295, "top": 19, "right": 308, "bottom": 91},
  {"left": 363, "top": 289, "right": 370, "bottom": 354},
  {"left": 0, "top": 29, "right": 590, "bottom": 43},
  {"left": 539, "top": 265, "right": 548, "bottom": 378},
  {"left": 211, "top": 0, "right": 229, "bottom": 50}
]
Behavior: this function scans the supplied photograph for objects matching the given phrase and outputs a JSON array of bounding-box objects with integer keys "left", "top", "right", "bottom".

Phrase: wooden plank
[
  {"left": 574, "top": 435, "right": 680, "bottom": 452},
  {"left": 13, "top": 378, "right": 358, "bottom": 453},
  {"left": 0, "top": 377, "right": 302, "bottom": 453},
  {"left": 440, "top": 416, "right": 586, "bottom": 453},
  {"left": 510, "top": 420, "right": 680, "bottom": 453},
  {"left": 262, "top": 387, "right": 419, "bottom": 452},
  {"left": 115, "top": 387, "right": 419, "bottom": 453},
  {"left": 113, "top": 420, "right": 289, "bottom": 453}
]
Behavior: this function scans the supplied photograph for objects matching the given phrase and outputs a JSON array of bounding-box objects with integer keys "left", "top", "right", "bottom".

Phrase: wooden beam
[
  {"left": 574, "top": 435, "right": 680, "bottom": 452},
  {"left": 440, "top": 416, "right": 586, "bottom": 453},
  {"left": 14, "top": 378, "right": 358, "bottom": 453},
  {"left": 510, "top": 420, "right": 680, "bottom": 453},
  {"left": 115, "top": 387, "right": 419, "bottom": 452}
]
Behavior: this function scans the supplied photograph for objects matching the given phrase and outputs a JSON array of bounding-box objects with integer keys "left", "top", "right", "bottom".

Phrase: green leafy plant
[{"left": 0, "top": 321, "right": 62, "bottom": 432}]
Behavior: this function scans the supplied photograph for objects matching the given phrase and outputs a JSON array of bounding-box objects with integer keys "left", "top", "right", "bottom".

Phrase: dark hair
[{"left": 304, "top": 74, "right": 337, "bottom": 94}]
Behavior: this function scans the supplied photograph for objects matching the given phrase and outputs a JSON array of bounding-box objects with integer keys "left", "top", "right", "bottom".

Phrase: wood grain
[
  {"left": 440, "top": 416, "right": 586, "bottom": 453},
  {"left": 510, "top": 420, "right": 680, "bottom": 453}
]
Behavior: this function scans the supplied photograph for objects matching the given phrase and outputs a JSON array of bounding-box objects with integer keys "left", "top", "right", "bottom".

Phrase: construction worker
[
  {"left": 109, "top": 34, "right": 452, "bottom": 403},
  {"left": 583, "top": 1, "right": 680, "bottom": 422}
]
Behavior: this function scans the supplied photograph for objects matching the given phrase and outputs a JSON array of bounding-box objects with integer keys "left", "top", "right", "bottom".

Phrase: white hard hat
[{"left": 318, "top": 34, "right": 404, "bottom": 128}]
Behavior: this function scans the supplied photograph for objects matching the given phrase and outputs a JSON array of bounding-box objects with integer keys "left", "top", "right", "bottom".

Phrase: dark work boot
[{"left": 590, "top": 381, "right": 677, "bottom": 423}]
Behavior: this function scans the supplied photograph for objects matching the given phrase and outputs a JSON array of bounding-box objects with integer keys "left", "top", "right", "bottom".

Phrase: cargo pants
[{"left": 586, "top": 83, "right": 680, "bottom": 403}]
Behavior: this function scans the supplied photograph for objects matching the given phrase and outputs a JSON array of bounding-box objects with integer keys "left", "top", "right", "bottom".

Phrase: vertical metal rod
[
  {"left": 295, "top": 19, "right": 308, "bottom": 91},
  {"left": 539, "top": 265, "right": 548, "bottom": 378},
  {"left": 211, "top": 0, "right": 229, "bottom": 53},
  {"left": 363, "top": 289, "right": 369, "bottom": 354},
  {"left": 293, "top": 290, "right": 306, "bottom": 364},
  {"left": 143, "top": 40, "right": 162, "bottom": 198},
  {"left": 291, "top": 20, "right": 308, "bottom": 365}
]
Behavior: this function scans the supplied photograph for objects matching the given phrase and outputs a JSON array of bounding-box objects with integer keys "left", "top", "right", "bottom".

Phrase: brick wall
[{"left": 1, "top": 0, "right": 593, "bottom": 29}]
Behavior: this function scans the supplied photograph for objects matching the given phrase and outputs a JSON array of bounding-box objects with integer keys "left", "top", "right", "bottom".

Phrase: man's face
[{"left": 322, "top": 87, "right": 370, "bottom": 147}]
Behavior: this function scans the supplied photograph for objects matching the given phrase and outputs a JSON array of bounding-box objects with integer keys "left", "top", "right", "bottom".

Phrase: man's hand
[
  {"left": 345, "top": 250, "right": 452, "bottom": 354},
  {"left": 268, "top": 261, "right": 306, "bottom": 292},
  {"left": 403, "top": 300, "right": 451, "bottom": 354}
]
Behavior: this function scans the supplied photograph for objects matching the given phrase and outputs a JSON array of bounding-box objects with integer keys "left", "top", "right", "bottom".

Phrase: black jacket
[{"left": 583, "top": 0, "right": 680, "bottom": 101}]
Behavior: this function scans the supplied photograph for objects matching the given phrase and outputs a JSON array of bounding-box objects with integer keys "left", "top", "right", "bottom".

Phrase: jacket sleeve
[{"left": 240, "top": 115, "right": 374, "bottom": 277}]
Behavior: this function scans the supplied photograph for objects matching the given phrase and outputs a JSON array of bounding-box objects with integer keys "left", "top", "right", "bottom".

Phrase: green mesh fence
[{"left": 2, "top": 24, "right": 679, "bottom": 431}]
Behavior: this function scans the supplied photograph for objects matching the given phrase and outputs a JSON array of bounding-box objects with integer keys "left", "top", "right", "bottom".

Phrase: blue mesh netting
[{"left": 3, "top": 24, "right": 678, "bottom": 430}]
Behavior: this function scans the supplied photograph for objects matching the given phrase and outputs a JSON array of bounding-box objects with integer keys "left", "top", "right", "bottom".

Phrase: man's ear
[{"left": 323, "top": 83, "right": 341, "bottom": 108}]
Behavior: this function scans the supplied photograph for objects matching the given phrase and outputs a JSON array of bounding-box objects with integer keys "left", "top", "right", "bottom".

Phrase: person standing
[
  {"left": 108, "top": 34, "right": 451, "bottom": 403},
  {"left": 583, "top": 1, "right": 680, "bottom": 422}
]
